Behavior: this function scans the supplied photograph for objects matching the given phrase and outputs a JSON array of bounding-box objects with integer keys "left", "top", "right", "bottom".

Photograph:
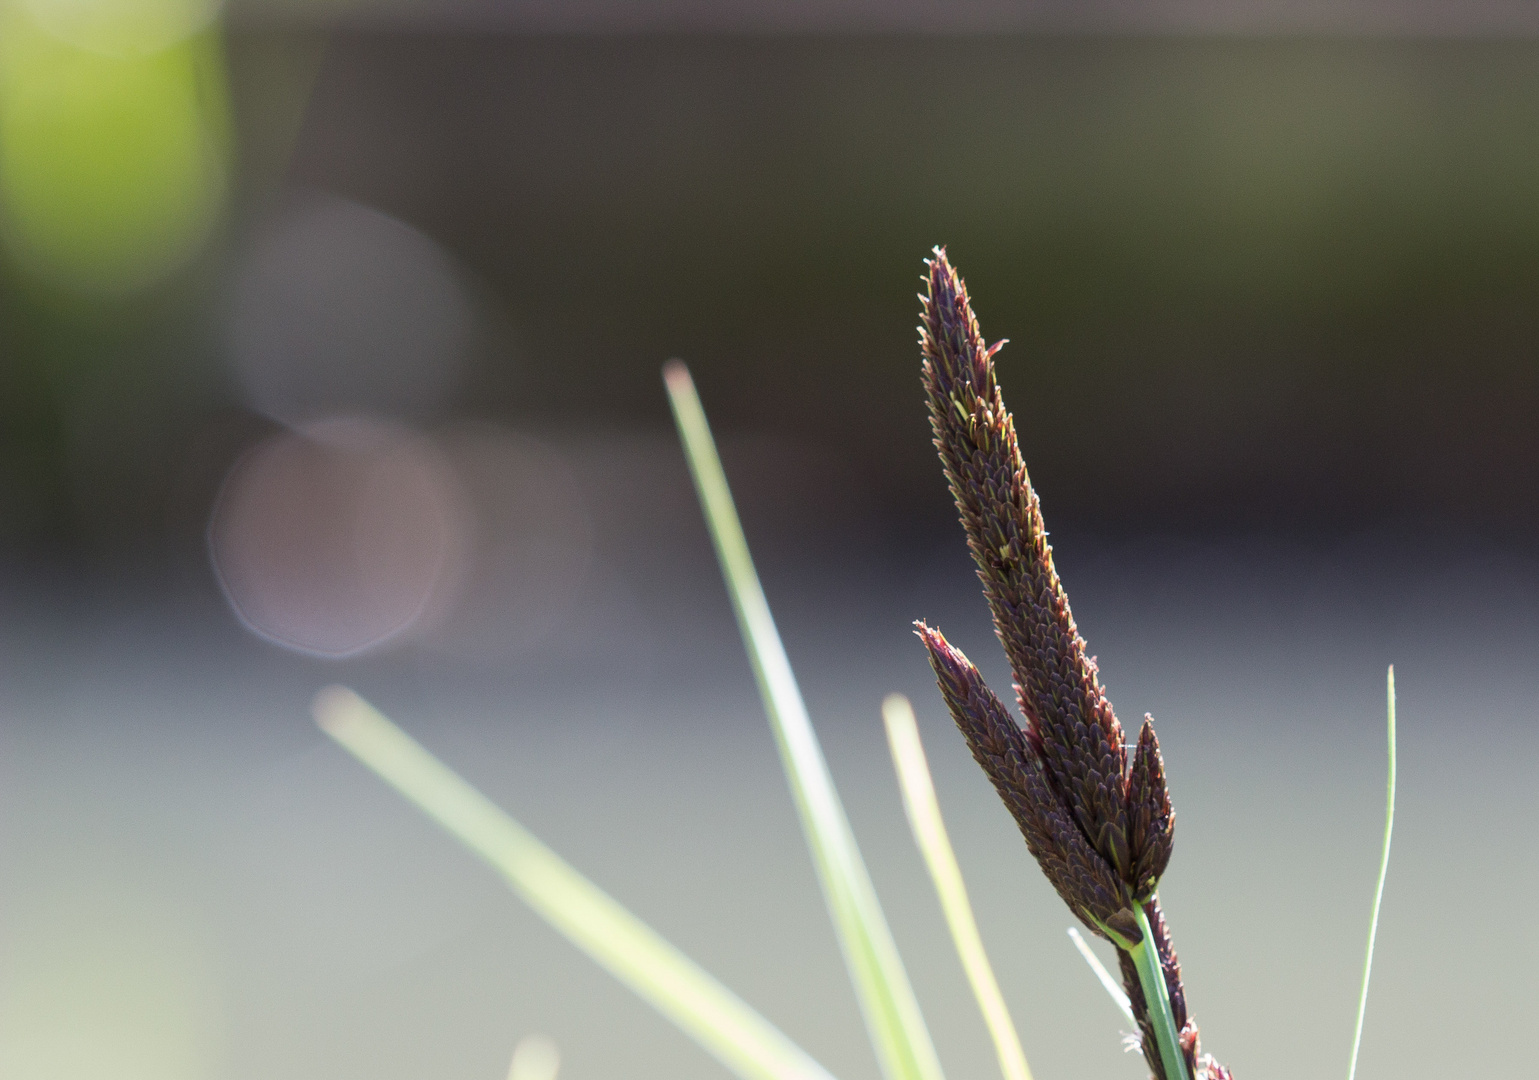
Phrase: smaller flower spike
[
  {"left": 916, "top": 622, "right": 1137, "bottom": 943},
  {"left": 1127, "top": 717, "right": 1175, "bottom": 900}
]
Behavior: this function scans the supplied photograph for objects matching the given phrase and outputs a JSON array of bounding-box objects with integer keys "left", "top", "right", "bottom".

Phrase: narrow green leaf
[
  {"left": 881, "top": 694, "right": 1033, "bottom": 1080},
  {"left": 1347, "top": 666, "right": 1397, "bottom": 1080},
  {"left": 313, "top": 686, "right": 840, "bottom": 1080},
  {"left": 1129, "top": 901, "right": 1190, "bottom": 1080},
  {"left": 664, "top": 360, "right": 945, "bottom": 1080},
  {"left": 1066, "top": 928, "right": 1134, "bottom": 1027}
]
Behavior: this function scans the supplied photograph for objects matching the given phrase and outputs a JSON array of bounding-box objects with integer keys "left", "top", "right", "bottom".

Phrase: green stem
[{"left": 1129, "top": 902, "right": 1190, "bottom": 1080}]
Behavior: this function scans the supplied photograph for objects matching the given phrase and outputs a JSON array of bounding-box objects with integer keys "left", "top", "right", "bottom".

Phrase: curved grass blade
[
  {"left": 1347, "top": 666, "right": 1397, "bottom": 1080},
  {"left": 664, "top": 360, "right": 945, "bottom": 1080},
  {"left": 314, "top": 686, "right": 840, "bottom": 1080},
  {"left": 880, "top": 694, "right": 1033, "bottom": 1080},
  {"left": 1066, "top": 928, "right": 1135, "bottom": 1027}
]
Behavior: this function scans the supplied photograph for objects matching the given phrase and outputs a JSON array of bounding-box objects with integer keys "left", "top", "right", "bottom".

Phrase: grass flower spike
[{"left": 913, "top": 248, "right": 1229, "bottom": 1080}]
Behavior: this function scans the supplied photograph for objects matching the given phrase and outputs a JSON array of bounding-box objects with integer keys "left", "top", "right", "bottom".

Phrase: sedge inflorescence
[{"left": 913, "top": 248, "right": 1231, "bottom": 1080}]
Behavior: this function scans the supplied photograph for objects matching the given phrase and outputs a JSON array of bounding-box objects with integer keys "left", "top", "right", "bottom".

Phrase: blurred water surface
[{"left": 0, "top": 450, "right": 1533, "bottom": 1078}]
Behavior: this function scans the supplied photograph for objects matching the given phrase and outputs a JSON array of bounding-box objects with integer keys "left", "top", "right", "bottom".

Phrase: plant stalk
[{"left": 1129, "top": 901, "right": 1190, "bottom": 1080}]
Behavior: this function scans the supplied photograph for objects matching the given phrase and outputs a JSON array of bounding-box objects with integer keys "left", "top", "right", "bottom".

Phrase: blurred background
[{"left": 1, "top": 2, "right": 1536, "bottom": 1079}]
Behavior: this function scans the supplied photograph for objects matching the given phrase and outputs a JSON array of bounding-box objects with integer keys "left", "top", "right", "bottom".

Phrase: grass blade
[
  {"left": 1066, "top": 928, "right": 1135, "bottom": 1026},
  {"left": 1128, "top": 901, "right": 1191, "bottom": 1080},
  {"left": 507, "top": 1036, "right": 561, "bottom": 1080},
  {"left": 1347, "top": 666, "right": 1397, "bottom": 1080},
  {"left": 664, "top": 360, "right": 945, "bottom": 1080},
  {"left": 313, "top": 685, "right": 840, "bottom": 1080},
  {"left": 881, "top": 694, "right": 1033, "bottom": 1080}
]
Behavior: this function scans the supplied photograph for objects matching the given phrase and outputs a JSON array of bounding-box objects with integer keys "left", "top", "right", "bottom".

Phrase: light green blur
[
  {"left": 314, "top": 686, "right": 840, "bottom": 1080},
  {"left": 0, "top": 0, "right": 230, "bottom": 294},
  {"left": 882, "top": 693, "right": 1034, "bottom": 1080}
]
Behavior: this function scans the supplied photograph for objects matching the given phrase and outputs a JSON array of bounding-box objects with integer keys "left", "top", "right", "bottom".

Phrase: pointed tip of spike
[
  {"left": 662, "top": 358, "right": 692, "bottom": 390},
  {"left": 312, "top": 684, "right": 363, "bottom": 734}
]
